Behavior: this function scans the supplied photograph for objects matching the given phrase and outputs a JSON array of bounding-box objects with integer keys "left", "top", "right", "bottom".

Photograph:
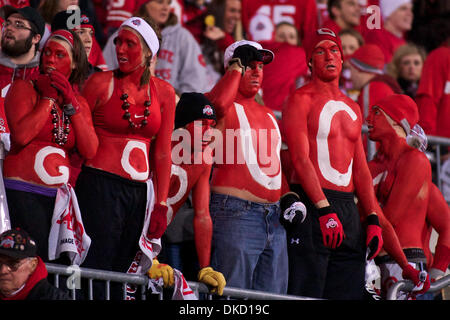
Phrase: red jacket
[{"left": 416, "top": 45, "right": 450, "bottom": 138}]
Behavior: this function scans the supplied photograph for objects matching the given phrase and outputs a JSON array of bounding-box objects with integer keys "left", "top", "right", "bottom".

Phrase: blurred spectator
[
  {"left": 386, "top": 43, "right": 426, "bottom": 99},
  {"left": 260, "top": 22, "right": 308, "bottom": 111},
  {"left": 37, "top": 0, "right": 79, "bottom": 48},
  {"left": 323, "top": 0, "right": 362, "bottom": 36},
  {"left": 348, "top": 44, "right": 402, "bottom": 157},
  {"left": 0, "top": 228, "right": 70, "bottom": 300},
  {"left": 316, "top": 0, "right": 329, "bottom": 27},
  {"left": 415, "top": 32, "right": 450, "bottom": 140},
  {"left": 103, "top": 0, "right": 209, "bottom": 94},
  {"left": 201, "top": 0, "right": 242, "bottom": 90},
  {"left": 0, "top": 0, "right": 30, "bottom": 8},
  {"left": 339, "top": 28, "right": 364, "bottom": 99},
  {"left": 182, "top": 0, "right": 208, "bottom": 43},
  {"left": 103, "top": 0, "right": 146, "bottom": 38},
  {"left": 365, "top": 0, "right": 413, "bottom": 64},
  {"left": 349, "top": 44, "right": 402, "bottom": 121},
  {"left": 273, "top": 21, "right": 299, "bottom": 46},
  {"left": 241, "top": 0, "right": 318, "bottom": 51}
]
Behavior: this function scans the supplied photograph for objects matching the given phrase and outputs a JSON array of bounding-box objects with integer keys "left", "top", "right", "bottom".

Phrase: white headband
[{"left": 119, "top": 17, "right": 159, "bottom": 57}]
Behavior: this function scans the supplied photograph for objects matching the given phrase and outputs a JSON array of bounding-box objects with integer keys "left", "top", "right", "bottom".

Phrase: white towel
[{"left": 48, "top": 184, "right": 91, "bottom": 265}]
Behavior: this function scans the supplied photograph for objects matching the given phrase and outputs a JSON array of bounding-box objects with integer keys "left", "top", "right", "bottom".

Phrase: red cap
[
  {"left": 305, "top": 28, "right": 344, "bottom": 64},
  {"left": 373, "top": 94, "right": 419, "bottom": 134},
  {"left": 349, "top": 44, "right": 385, "bottom": 75}
]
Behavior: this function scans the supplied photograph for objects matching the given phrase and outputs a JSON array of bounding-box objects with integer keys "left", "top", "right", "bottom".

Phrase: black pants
[
  {"left": 6, "top": 188, "right": 55, "bottom": 261},
  {"left": 287, "top": 185, "right": 366, "bottom": 300},
  {"left": 75, "top": 166, "right": 148, "bottom": 300}
]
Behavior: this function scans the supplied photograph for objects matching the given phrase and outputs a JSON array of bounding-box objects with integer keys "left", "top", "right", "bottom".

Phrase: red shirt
[
  {"left": 259, "top": 41, "right": 308, "bottom": 111},
  {"left": 241, "top": 0, "right": 318, "bottom": 50},
  {"left": 416, "top": 45, "right": 450, "bottom": 138},
  {"left": 364, "top": 28, "right": 406, "bottom": 64}
]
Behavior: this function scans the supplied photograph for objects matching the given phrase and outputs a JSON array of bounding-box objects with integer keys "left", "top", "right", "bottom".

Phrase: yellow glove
[
  {"left": 198, "top": 266, "right": 226, "bottom": 296},
  {"left": 147, "top": 259, "right": 174, "bottom": 287}
]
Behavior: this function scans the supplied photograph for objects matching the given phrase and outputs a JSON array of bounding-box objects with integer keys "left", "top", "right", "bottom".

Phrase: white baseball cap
[{"left": 223, "top": 40, "right": 274, "bottom": 69}]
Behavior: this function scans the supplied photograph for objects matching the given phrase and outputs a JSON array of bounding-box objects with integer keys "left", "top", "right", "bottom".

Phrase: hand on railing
[
  {"left": 198, "top": 266, "right": 226, "bottom": 296},
  {"left": 147, "top": 258, "right": 174, "bottom": 288},
  {"left": 402, "top": 265, "right": 430, "bottom": 295}
]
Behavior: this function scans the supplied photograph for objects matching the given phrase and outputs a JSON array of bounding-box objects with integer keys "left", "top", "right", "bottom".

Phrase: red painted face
[
  {"left": 185, "top": 119, "right": 216, "bottom": 152},
  {"left": 367, "top": 106, "right": 396, "bottom": 141},
  {"left": 41, "top": 39, "right": 73, "bottom": 78},
  {"left": 311, "top": 40, "right": 342, "bottom": 81},
  {"left": 115, "top": 28, "right": 144, "bottom": 74},
  {"left": 238, "top": 61, "right": 263, "bottom": 97}
]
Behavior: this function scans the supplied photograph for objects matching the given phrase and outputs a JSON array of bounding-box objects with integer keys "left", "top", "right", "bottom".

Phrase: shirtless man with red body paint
[
  {"left": 205, "top": 40, "right": 295, "bottom": 294},
  {"left": 282, "top": 28, "right": 424, "bottom": 300},
  {"left": 367, "top": 94, "right": 448, "bottom": 298}
]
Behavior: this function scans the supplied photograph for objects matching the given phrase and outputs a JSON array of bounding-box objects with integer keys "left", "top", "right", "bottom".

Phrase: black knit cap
[
  {"left": 1, "top": 5, "right": 45, "bottom": 37},
  {"left": 175, "top": 92, "right": 217, "bottom": 129},
  {"left": 51, "top": 10, "right": 92, "bottom": 31},
  {"left": 0, "top": 228, "right": 37, "bottom": 260}
]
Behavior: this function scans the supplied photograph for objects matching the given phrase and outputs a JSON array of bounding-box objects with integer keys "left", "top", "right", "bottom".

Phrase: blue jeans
[{"left": 210, "top": 193, "right": 288, "bottom": 294}]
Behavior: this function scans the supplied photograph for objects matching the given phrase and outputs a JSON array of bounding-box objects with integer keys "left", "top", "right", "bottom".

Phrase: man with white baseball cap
[
  {"left": 365, "top": 0, "right": 414, "bottom": 64},
  {"left": 203, "top": 40, "right": 299, "bottom": 294},
  {"left": 222, "top": 39, "right": 274, "bottom": 70}
]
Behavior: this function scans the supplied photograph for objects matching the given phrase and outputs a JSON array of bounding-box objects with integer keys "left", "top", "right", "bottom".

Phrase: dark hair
[
  {"left": 134, "top": 3, "right": 178, "bottom": 28},
  {"left": 40, "top": 30, "right": 89, "bottom": 88},
  {"left": 327, "top": 0, "right": 342, "bottom": 20},
  {"left": 38, "top": 0, "right": 62, "bottom": 24},
  {"left": 338, "top": 28, "right": 365, "bottom": 47}
]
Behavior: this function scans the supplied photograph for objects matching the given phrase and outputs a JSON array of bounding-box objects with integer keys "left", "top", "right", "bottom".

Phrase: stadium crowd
[{"left": 0, "top": 0, "right": 449, "bottom": 301}]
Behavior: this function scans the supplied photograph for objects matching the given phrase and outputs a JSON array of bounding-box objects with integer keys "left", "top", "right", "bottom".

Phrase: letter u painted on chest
[
  {"left": 234, "top": 103, "right": 281, "bottom": 190},
  {"left": 316, "top": 100, "right": 357, "bottom": 187}
]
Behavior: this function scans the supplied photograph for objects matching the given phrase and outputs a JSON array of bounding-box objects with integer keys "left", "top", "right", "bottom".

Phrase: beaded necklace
[
  {"left": 51, "top": 104, "right": 70, "bottom": 146},
  {"left": 120, "top": 85, "right": 151, "bottom": 129}
]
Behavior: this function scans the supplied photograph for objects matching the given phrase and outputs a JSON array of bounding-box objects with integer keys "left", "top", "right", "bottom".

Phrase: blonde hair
[{"left": 387, "top": 43, "right": 427, "bottom": 79}]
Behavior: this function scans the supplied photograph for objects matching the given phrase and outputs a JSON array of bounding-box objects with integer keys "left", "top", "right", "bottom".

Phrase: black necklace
[{"left": 120, "top": 88, "right": 151, "bottom": 129}]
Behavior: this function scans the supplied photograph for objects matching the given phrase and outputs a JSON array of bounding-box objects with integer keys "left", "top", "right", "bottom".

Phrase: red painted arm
[
  {"left": 282, "top": 91, "right": 327, "bottom": 206},
  {"left": 192, "top": 164, "right": 213, "bottom": 268},
  {"left": 152, "top": 79, "right": 176, "bottom": 204},
  {"left": 5, "top": 80, "right": 53, "bottom": 147},
  {"left": 205, "top": 68, "right": 242, "bottom": 120},
  {"left": 70, "top": 95, "right": 99, "bottom": 159}
]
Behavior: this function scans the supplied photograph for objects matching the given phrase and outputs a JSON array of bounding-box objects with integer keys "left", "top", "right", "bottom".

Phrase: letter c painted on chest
[{"left": 317, "top": 100, "right": 357, "bottom": 187}]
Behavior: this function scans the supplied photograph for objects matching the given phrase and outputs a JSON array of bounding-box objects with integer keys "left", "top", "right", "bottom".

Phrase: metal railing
[
  {"left": 386, "top": 274, "right": 450, "bottom": 300},
  {"left": 46, "top": 263, "right": 316, "bottom": 300}
]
